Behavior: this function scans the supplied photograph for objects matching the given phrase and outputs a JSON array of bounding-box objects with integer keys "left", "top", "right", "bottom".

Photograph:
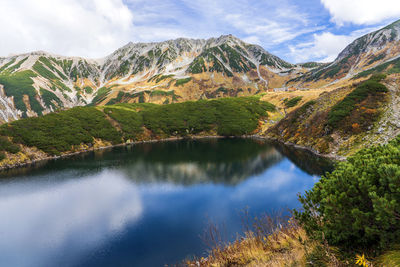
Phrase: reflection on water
[
  {"left": 272, "top": 141, "right": 334, "bottom": 176},
  {"left": 0, "top": 171, "right": 142, "bottom": 267},
  {"left": 0, "top": 138, "right": 332, "bottom": 267}
]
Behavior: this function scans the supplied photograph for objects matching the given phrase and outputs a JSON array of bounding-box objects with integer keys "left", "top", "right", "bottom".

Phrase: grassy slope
[{"left": 0, "top": 97, "right": 275, "bottom": 167}]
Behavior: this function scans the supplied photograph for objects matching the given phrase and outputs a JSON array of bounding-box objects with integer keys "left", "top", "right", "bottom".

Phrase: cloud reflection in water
[{"left": 0, "top": 170, "right": 142, "bottom": 267}]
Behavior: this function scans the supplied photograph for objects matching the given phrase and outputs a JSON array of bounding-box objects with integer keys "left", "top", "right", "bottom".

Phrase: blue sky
[{"left": 1, "top": 0, "right": 400, "bottom": 63}]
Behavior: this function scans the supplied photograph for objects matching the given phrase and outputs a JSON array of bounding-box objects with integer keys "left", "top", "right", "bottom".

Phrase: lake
[{"left": 0, "top": 138, "right": 332, "bottom": 267}]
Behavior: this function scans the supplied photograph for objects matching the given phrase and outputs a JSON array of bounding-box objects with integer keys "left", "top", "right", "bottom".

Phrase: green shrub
[
  {"left": 212, "top": 98, "right": 257, "bottom": 136},
  {"left": 84, "top": 86, "right": 93, "bottom": 94},
  {"left": 369, "top": 73, "right": 387, "bottom": 82},
  {"left": 296, "top": 136, "right": 400, "bottom": 251},
  {"left": 103, "top": 107, "right": 143, "bottom": 140},
  {"left": 0, "top": 97, "right": 273, "bottom": 156},
  {"left": 141, "top": 97, "right": 274, "bottom": 136},
  {"left": 175, "top": 77, "right": 192, "bottom": 86},
  {"left": 284, "top": 96, "right": 303, "bottom": 108},
  {"left": 155, "top": 74, "right": 174, "bottom": 83},
  {"left": 142, "top": 100, "right": 217, "bottom": 135},
  {"left": 0, "top": 136, "right": 20, "bottom": 153},
  {"left": 0, "top": 107, "right": 121, "bottom": 155},
  {"left": 105, "top": 91, "right": 126, "bottom": 105},
  {"left": 327, "top": 79, "right": 388, "bottom": 129}
]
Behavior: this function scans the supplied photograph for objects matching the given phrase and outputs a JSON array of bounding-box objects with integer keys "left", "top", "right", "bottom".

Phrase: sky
[{"left": 0, "top": 0, "right": 400, "bottom": 63}]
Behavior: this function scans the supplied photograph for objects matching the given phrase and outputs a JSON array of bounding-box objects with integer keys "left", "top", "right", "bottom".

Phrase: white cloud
[
  {"left": 0, "top": 169, "right": 143, "bottom": 266},
  {"left": 0, "top": 0, "right": 134, "bottom": 58},
  {"left": 219, "top": 1, "right": 320, "bottom": 47},
  {"left": 289, "top": 32, "right": 355, "bottom": 63},
  {"left": 1, "top": 0, "right": 394, "bottom": 63},
  {"left": 242, "top": 36, "right": 262, "bottom": 45},
  {"left": 288, "top": 26, "right": 382, "bottom": 63},
  {"left": 321, "top": 0, "right": 400, "bottom": 25}
]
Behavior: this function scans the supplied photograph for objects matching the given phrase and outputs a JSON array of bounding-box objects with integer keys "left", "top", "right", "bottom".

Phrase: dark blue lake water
[{"left": 0, "top": 138, "right": 332, "bottom": 267}]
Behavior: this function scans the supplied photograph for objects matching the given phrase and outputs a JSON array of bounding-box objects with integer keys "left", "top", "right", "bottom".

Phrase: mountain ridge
[
  {"left": 1, "top": 19, "right": 400, "bottom": 123},
  {"left": 288, "top": 19, "right": 400, "bottom": 87},
  {"left": 0, "top": 34, "right": 302, "bottom": 122}
]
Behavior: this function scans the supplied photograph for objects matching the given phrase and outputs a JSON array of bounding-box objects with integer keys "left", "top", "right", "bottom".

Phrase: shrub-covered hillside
[
  {"left": 267, "top": 75, "right": 390, "bottom": 156},
  {"left": 0, "top": 97, "right": 274, "bottom": 164}
]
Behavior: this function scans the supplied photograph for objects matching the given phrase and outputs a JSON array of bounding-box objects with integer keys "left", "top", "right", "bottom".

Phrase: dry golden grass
[
  {"left": 185, "top": 220, "right": 328, "bottom": 267},
  {"left": 375, "top": 250, "right": 400, "bottom": 267},
  {"left": 259, "top": 88, "right": 328, "bottom": 112}
]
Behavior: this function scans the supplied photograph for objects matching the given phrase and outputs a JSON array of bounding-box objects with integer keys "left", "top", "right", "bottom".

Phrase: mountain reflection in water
[{"left": 0, "top": 138, "right": 332, "bottom": 267}]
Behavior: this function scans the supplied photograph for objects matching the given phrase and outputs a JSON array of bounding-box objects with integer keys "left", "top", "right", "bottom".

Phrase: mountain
[
  {"left": 289, "top": 19, "right": 400, "bottom": 87},
  {"left": 1, "top": 19, "right": 400, "bottom": 124},
  {"left": 0, "top": 35, "right": 301, "bottom": 123}
]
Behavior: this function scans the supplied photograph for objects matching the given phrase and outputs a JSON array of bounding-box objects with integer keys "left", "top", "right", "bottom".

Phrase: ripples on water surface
[{"left": 0, "top": 138, "right": 332, "bottom": 267}]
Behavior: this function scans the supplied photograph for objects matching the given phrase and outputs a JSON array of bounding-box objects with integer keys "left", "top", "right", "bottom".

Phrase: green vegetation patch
[
  {"left": 298, "top": 62, "right": 324, "bottom": 68},
  {"left": 0, "top": 58, "right": 16, "bottom": 73},
  {"left": 150, "top": 90, "right": 174, "bottom": 97},
  {"left": 131, "top": 56, "right": 151, "bottom": 75},
  {"left": 296, "top": 135, "right": 400, "bottom": 251},
  {"left": 0, "top": 136, "right": 20, "bottom": 154},
  {"left": 105, "top": 91, "right": 126, "bottom": 106},
  {"left": 0, "top": 97, "right": 274, "bottom": 158},
  {"left": 142, "top": 97, "right": 274, "bottom": 136},
  {"left": 0, "top": 70, "right": 43, "bottom": 116},
  {"left": 114, "top": 60, "right": 131, "bottom": 78},
  {"left": 155, "top": 74, "right": 174, "bottom": 83},
  {"left": 5, "top": 57, "right": 28, "bottom": 73},
  {"left": 377, "top": 250, "right": 400, "bottom": 266},
  {"left": 32, "top": 61, "right": 58, "bottom": 80},
  {"left": 38, "top": 56, "right": 68, "bottom": 80},
  {"left": 354, "top": 57, "right": 400, "bottom": 79},
  {"left": 284, "top": 96, "right": 303, "bottom": 108},
  {"left": 188, "top": 46, "right": 236, "bottom": 77},
  {"left": 40, "top": 88, "right": 63, "bottom": 110},
  {"left": 174, "top": 77, "right": 192, "bottom": 86},
  {"left": 220, "top": 44, "right": 256, "bottom": 72},
  {"left": 104, "top": 107, "right": 143, "bottom": 140},
  {"left": 0, "top": 107, "right": 121, "bottom": 155},
  {"left": 83, "top": 86, "right": 93, "bottom": 94},
  {"left": 188, "top": 57, "right": 206, "bottom": 74},
  {"left": 367, "top": 53, "right": 385, "bottom": 66},
  {"left": 327, "top": 78, "right": 388, "bottom": 129},
  {"left": 90, "top": 86, "right": 112, "bottom": 105}
]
